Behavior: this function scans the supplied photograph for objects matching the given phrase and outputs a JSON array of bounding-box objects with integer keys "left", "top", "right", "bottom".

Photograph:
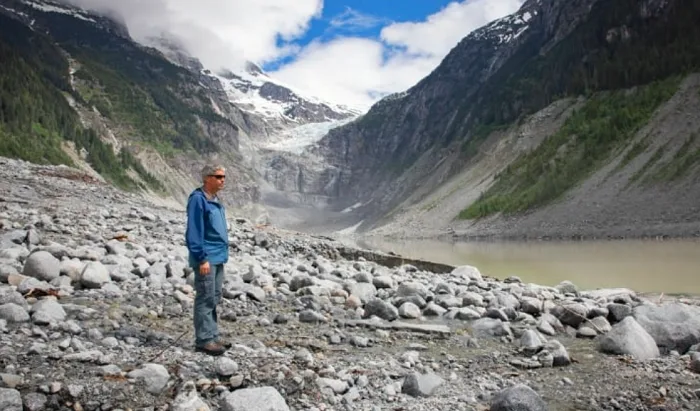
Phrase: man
[{"left": 185, "top": 164, "right": 230, "bottom": 356}]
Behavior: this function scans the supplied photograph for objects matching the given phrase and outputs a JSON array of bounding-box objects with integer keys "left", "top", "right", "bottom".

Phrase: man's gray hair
[{"left": 201, "top": 164, "right": 226, "bottom": 181}]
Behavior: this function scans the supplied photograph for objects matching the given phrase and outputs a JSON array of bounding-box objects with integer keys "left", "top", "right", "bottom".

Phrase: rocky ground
[{"left": 1, "top": 155, "right": 700, "bottom": 411}]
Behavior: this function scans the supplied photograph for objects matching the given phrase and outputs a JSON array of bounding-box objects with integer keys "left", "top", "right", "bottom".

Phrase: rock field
[{"left": 1, "top": 156, "right": 700, "bottom": 411}]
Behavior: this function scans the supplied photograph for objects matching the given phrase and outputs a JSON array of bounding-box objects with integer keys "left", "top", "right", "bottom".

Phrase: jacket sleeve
[{"left": 186, "top": 195, "right": 208, "bottom": 263}]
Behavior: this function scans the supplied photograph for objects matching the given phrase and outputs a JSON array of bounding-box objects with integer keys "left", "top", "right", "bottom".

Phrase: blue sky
[
  {"left": 266, "top": 0, "right": 524, "bottom": 107},
  {"left": 264, "top": 1, "right": 457, "bottom": 72}
]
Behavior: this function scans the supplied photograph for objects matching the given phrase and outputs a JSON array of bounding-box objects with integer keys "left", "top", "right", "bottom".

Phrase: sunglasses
[{"left": 209, "top": 175, "right": 226, "bottom": 180}]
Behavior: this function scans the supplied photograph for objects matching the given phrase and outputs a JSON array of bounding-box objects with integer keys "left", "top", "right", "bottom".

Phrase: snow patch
[
  {"left": 208, "top": 67, "right": 363, "bottom": 122},
  {"left": 341, "top": 202, "right": 363, "bottom": 213},
  {"left": 469, "top": 6, "right": 535, "bottom": 45},
  {"left": 336, "top": 220, "right": 364, "bottom": 235},
  {"left": 0, "top": 4, "right": 28, "bottom": 18},
  {"left": 209, "top": 98, "right": 224, "bottom": 116},
  {"left": 262, "top": 117, "right": 356, "bottom": 154},
  {"left": 24, "top": 0, "right": 97, "bottom": 22}
]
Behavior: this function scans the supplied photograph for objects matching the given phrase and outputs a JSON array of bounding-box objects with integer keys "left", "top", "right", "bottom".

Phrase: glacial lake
[{"left": 354, "top": 237, "right": 700, "bottom": 296}]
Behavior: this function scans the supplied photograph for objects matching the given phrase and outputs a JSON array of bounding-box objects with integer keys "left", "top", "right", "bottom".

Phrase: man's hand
[{"left": 199, "top": 261, "right": 211, "bottom": 275}]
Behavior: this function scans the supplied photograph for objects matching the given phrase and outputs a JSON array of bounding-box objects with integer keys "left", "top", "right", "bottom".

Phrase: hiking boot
[
  {"left": 195, "top": 341, "right": 226, "bottom": 356},
  {"left": 216, "top": 338, "right": 233, "bottom": 349}
]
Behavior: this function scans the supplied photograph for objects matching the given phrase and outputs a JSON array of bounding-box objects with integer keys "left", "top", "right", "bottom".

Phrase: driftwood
[
  {"left": 23, "top": 288, "right": 62, "bottom": 299},
  {"left": 144, "top": 329, "right": 190, "bottom": 363},
  {"left": 557, "top": 303, "right": 605, "bottom": 334}
]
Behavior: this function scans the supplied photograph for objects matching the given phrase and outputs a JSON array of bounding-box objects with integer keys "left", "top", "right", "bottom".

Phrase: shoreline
[
  {"left": 334, "top": 232, "right": 700, "bottom": 297},
  {"left": 356, "top": 225, "right": 700, "bottom": 244}
]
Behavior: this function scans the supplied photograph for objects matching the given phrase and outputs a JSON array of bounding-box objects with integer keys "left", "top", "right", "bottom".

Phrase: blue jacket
[{"left": 185, "top": 188, "right": 229, "bottom": 267}]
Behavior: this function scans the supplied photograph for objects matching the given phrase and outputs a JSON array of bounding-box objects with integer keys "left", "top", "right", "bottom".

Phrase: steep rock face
[
  {"left": 310, "top": 0, "right": 597, "bottom": 224},
  {"left": 260, "top": 150, "right": 341, "bottom": 203},
  {"left": 308, "top": 0, "right": 700, "bottom": 233},
  {"left": 366, "top": 74, "right": 700, "bottom": 240}
]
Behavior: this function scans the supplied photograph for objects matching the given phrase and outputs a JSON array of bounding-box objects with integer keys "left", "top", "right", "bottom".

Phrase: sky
[{"left": 61, "top": 0, "right": 524, "bottom": 109}]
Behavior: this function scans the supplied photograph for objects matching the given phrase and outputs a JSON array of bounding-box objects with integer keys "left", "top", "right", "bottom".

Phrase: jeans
[{"left": 193, "top": 263, "right": 224, "bottom": 347}]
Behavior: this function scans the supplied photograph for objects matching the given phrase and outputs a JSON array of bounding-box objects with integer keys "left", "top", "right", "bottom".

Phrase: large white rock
[{"left": 220, "top": 386, "right": 290, "bottom": 411}]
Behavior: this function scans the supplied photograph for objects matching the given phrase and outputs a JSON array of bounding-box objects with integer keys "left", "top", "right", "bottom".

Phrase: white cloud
[
  {"left": 59, "top": 0, "right": 323, "bottom": 70},
  {"left": 380, "top": 0, "right": 524, "bottom": 57},
  {"left": 328, "top": 7, "right": 390, "bottom": 32},
  {"left": 58, "top": 0, "right": 524, "bottom": 109},
  {"left": 272, "top": 0, "right": 525, "bottom": 108}
]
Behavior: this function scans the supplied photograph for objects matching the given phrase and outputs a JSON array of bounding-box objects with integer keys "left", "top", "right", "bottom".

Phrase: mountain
[
  {"left": 145, "top": 34, "right": 361, "bottom": 134},
  {"left": 4, "top": 0, "right": 699, "bottom": 239},
  {"left": 0, "top": 0, "right": 359, "bottom": 217},
  {"left": 283, "top": 0, "right": 700, "bottom": 239}
]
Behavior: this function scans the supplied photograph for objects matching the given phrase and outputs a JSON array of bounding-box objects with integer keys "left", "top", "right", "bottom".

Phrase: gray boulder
[
  {"left": 22, "top": 251, "right": 59, "bottom": 282},
  {"left": 597, "top": 316, "right": 660, "bottom": 360},
  {"left": 401, "top": 372, "right": 444, "bottom": 397},
  {"left": 633, "top": 303, "right": 700, "bottom": 354},
  {"left": 491, "top": 384, "right": 548, "bottom": 411}
]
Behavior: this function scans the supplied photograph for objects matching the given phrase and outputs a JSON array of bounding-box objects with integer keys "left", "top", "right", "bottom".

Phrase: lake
[{"left": 355, "top": 237, "right": 700, "bottom": 295}]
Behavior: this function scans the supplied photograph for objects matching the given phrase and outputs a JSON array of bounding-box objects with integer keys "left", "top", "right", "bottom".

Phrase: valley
[
  {"left": 1, "top": 0, "right": 699, "bottom": 246},
  {"left": 2, "top": 0, "right": 700, "bottom": 409}
]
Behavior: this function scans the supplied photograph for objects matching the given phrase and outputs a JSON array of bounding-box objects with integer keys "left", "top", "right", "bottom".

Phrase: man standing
[{"left": 185, "top": 164, "right": 230, "bottom": 356}]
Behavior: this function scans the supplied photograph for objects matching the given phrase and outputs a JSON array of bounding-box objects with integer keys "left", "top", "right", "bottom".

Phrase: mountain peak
[
  {"left": 130, "top": 32, "right": 362, "bottom": 127},
  {"left": 245, "top": 61, "right": 265, "bottom": 77}
]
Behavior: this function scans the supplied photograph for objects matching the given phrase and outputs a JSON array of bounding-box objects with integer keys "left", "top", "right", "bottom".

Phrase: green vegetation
[
  {"left": 460, "top": 123, "right": 510, "bottom": 159},
  {"left": 627, "top": 144, "right": 667, "bottom": 185},
  {"left": 0, "top": 14, "right": 161, "bottom": 192},
  {"left": 71, "top": 56, "right": 218, "bottom": 155},
  {"left": 39, "top": 11, "right": 228, "bottom": 155},
  {"left": 647, "top": 133, "right": 700, "bottom": 182},
  {"left": 459, "top": 77, "right": 680, "bottom": 219}
]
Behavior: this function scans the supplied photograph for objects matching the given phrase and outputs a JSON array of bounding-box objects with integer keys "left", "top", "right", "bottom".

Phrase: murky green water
[{"left": 356, "top": 237, "right": 700, "bottom": 295}]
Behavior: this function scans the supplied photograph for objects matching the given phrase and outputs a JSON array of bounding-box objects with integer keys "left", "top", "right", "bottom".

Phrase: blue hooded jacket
[{"left": 185, "top": 187, "right": 229, "bottom": 267}]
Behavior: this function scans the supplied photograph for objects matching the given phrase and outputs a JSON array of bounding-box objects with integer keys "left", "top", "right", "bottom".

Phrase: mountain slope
[
  {"left": 0, "top": 3, "right": 162, "bottom": 192},
  {"left": 0, "top": 0, "right": 257, "bottom": 207},
  {"left": 0, "top": 0, "right": 360, "bottom": 215},
  {"left": 368, "top": 73, "right": 700, "bottom": 240},
  {"left": 301, "top": 0, "right": 700, "bottom": 237}
]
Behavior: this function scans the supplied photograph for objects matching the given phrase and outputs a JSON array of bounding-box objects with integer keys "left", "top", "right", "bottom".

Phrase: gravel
[{"left": 1, "top": 156, "right": 699, "bottom": 410}]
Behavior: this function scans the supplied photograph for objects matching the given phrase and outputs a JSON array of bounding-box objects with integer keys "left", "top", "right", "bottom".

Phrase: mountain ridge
[{"left": 278, "top": 0, "right": 700, "bottom": 239}]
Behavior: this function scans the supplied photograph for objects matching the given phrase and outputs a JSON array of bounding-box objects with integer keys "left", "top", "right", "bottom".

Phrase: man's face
[{"left": 205, "top": 170, "right": 226, "bottom": 193}]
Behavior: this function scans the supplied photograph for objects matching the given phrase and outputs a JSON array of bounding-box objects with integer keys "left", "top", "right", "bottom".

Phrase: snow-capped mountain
[
  {"left": 212, "top": 63, "right": 362, "bottom": 125},
  {"left": 4, "top": 0, "right": 363, "bottom": 144},
  {"left": 143, "top": 34, "right": 363, "bottom": 140}
]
